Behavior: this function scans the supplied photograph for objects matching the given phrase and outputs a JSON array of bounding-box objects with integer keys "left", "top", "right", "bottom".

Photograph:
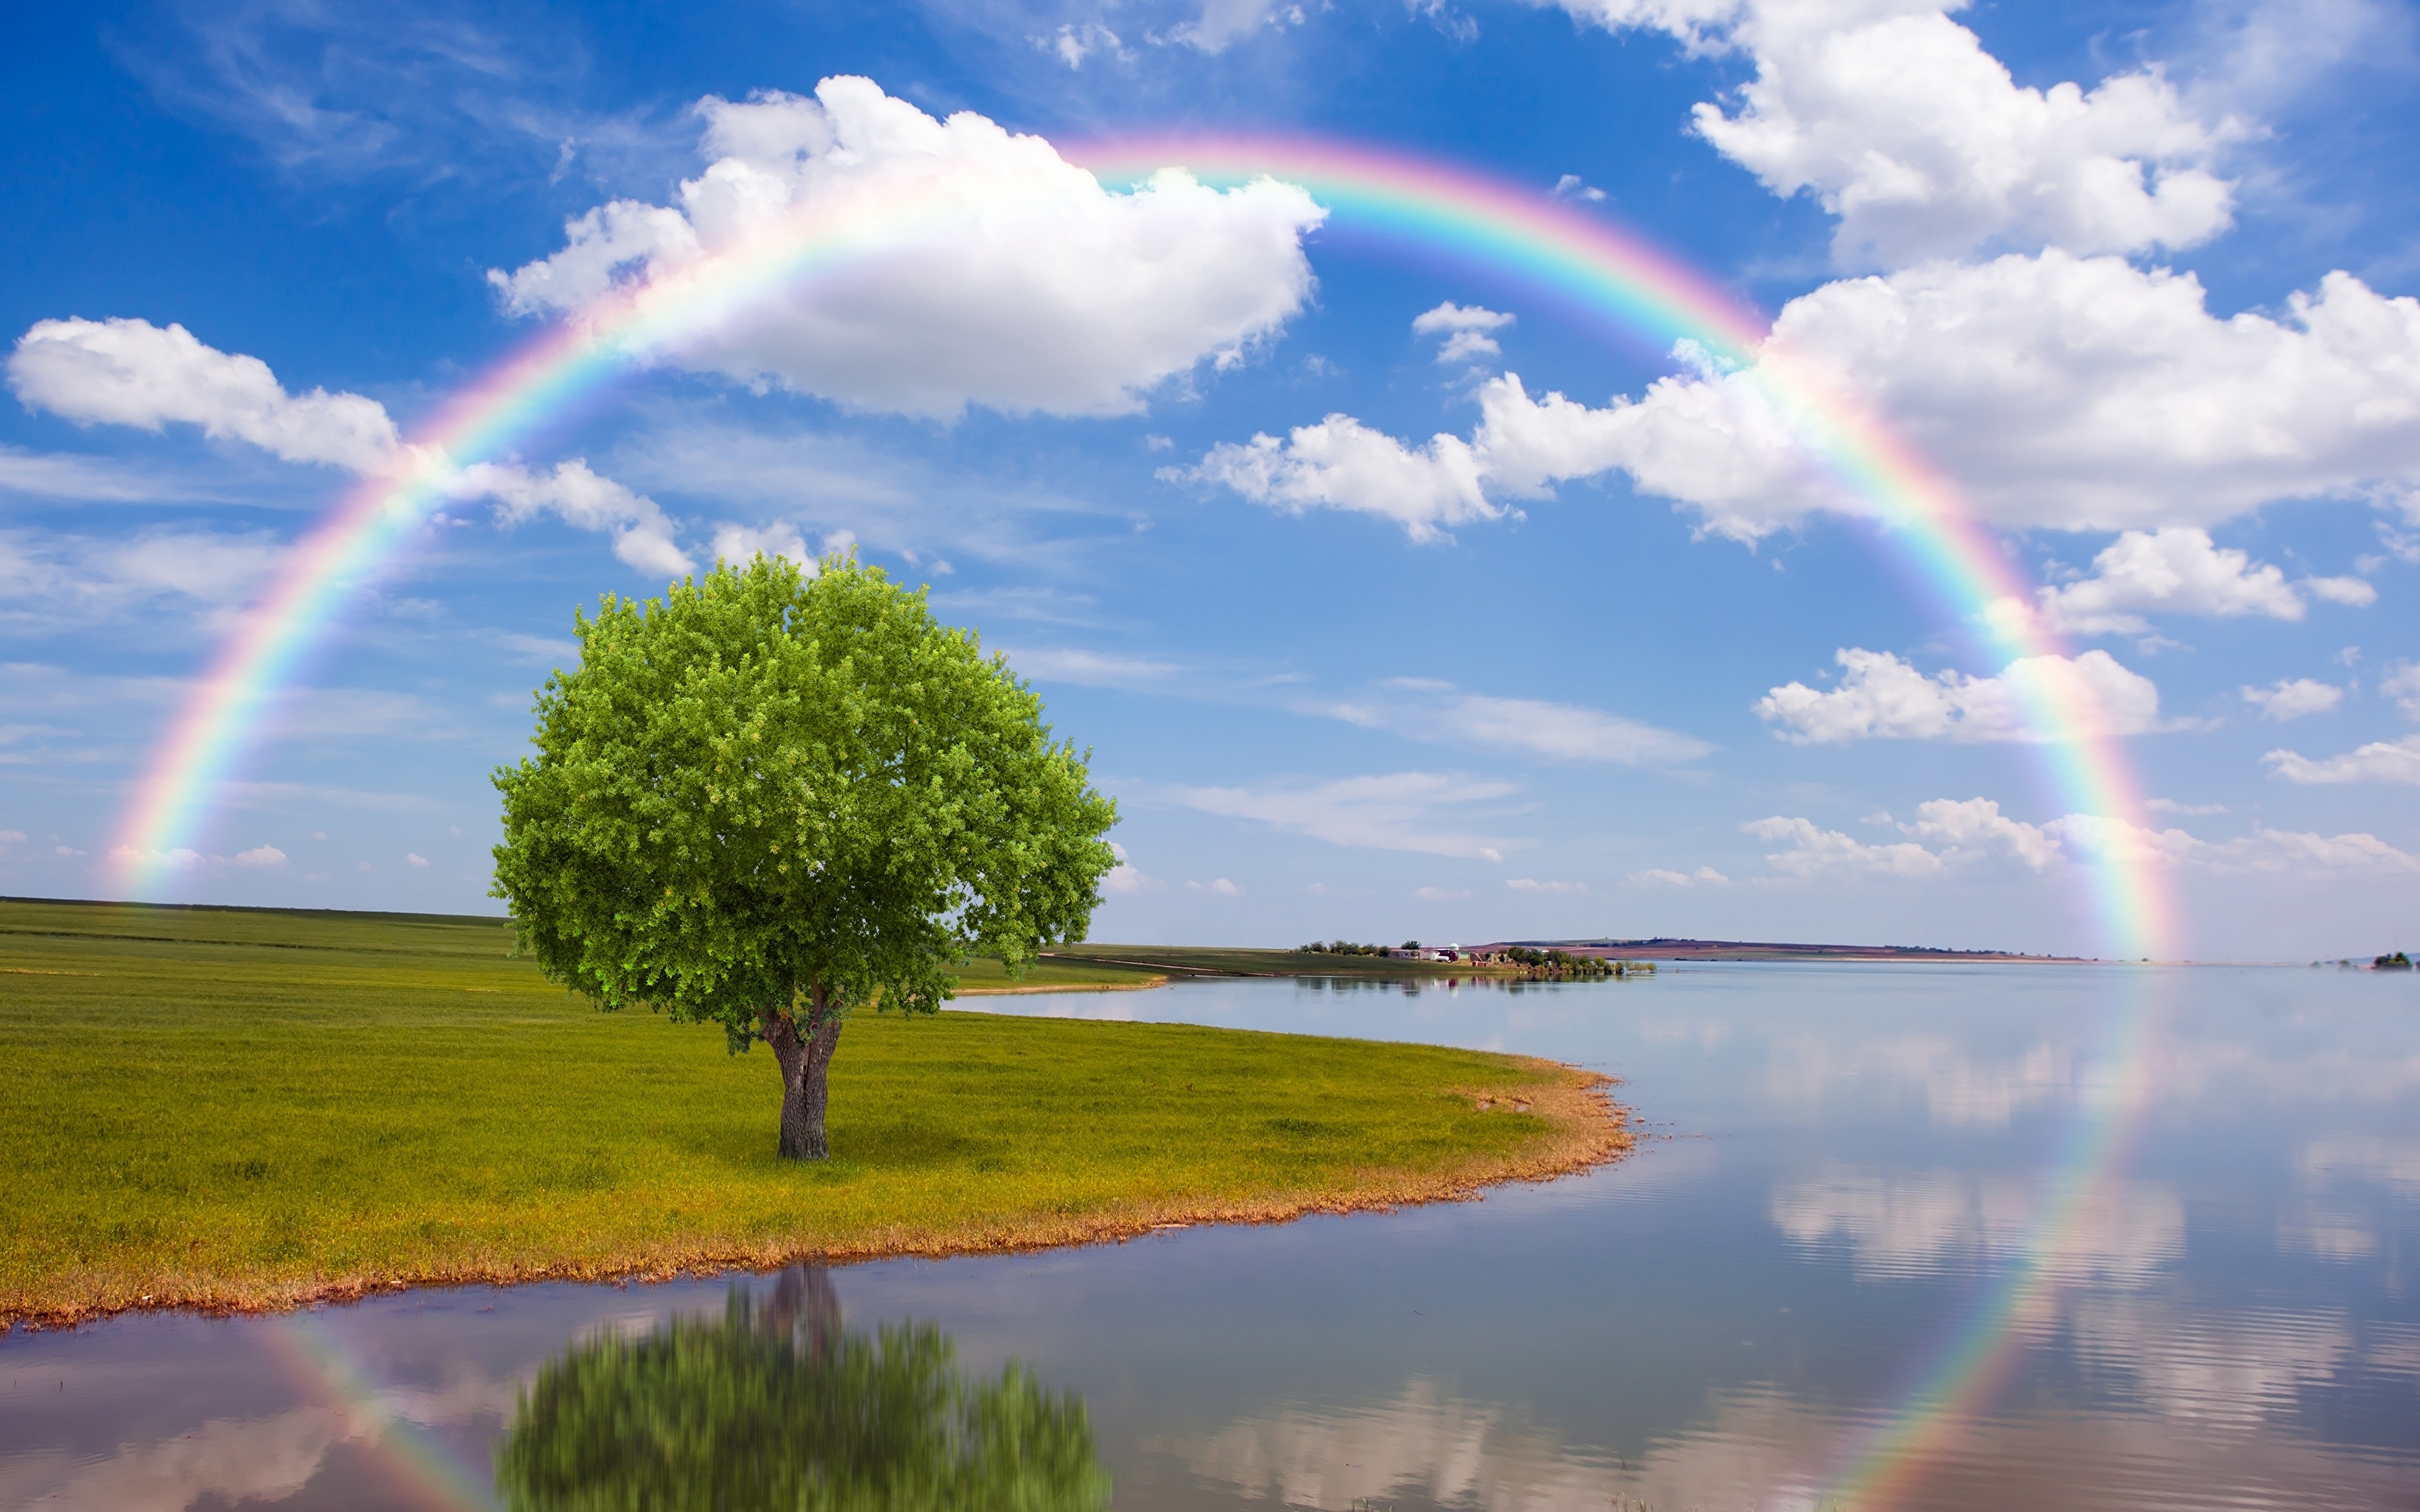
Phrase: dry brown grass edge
[{"left": 9, "top": 1056, "right": 1626, "bottom": 1332}]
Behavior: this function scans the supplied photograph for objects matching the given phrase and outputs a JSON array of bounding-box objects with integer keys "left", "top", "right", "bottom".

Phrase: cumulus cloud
[
  {"left": 1188, "top": 876, "right": 1245, "bottom": 895},
  {"left": 7, "top": 318, "right": 687, "bottom": 574},
  {"left": 705, "top": 520, "right": 810, "bottom": 570},
  {"left": 1159, "top": 771, "right": 1521, "bottom": 858},
  {"left": 1506, "top": 877, "right": 1590, "bottom": 893},
  {"left": 2262, "top": 734, "right": 2420, "bottom": 785},
  {"left": 1101, "top": 840, "right": 1164, "bottom": 895},
  {"left": 1318, "top": 679, "right": 1714, "bottom": 766},
  {"left": 452, "top": 459, "right": 691, "bottom": 577},
  {"left": 1412, "top": 302, "right": 1516, "bottom": 364},
  {"left": 1754, "top": 648, "right": 2164, "bottom": 744},
  {"left": 1179, "top": 413, "right": 1497, "bottom": 542},
  {"left": 2242, "top": 679, "right": 2344, "bottom": 721},
  {"left": 234, "top": 844, "right": 286, "bottom": 866},
  {"left": 2011, "top": 528, "right": 2362, "bottom": 636},
  {"left": 10, "top": 317, "right": 399, "bottom": 471},
  {"left": 1189, "top": 257, "right": 2420, "bottom": 543},
  {"left": 1748, "top": 815, "right": 1944, "bottom": 877},
  {"left": 1750, "top": 798, "right": 2417, "bottom": 879},
  {"left": 491, "top": 77, "right": 1324, "bottom": 418},
  {"left": 1550, "top": 0, "right": 2238, "bottom": 266}
]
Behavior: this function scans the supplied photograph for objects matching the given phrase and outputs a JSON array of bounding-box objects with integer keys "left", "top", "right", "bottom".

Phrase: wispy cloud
[
  {"left": 1322, "top": 679, "right": 1713, "bottom": 767},
  {"left": 1152, "top": 771, "right": 1522, "bottom": 859}
]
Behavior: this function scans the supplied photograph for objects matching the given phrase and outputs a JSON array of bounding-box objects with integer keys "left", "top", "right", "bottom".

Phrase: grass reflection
[{"left": 497, "top": 1267, "right": 1110, "bottom": 1511}]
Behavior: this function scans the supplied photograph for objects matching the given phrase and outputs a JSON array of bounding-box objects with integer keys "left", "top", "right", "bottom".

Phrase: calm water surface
[{"left": 4, "top": 964, "right": 2416, "bottom": 1510}]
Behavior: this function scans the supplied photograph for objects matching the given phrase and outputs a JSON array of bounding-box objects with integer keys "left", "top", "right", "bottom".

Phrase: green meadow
[{"left": 0, "top": 897, "right": 1621, "bottom": 1327}]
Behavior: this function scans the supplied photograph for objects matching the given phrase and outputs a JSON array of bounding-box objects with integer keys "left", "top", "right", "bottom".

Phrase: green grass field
[{"left": 0, "top": 898, "right": 1620, "bottom": 1327}]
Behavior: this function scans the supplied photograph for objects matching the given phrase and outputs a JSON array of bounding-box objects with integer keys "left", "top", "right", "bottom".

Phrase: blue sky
[{"left": 4, "top": 0, "right": 2417, "bottom": 959}]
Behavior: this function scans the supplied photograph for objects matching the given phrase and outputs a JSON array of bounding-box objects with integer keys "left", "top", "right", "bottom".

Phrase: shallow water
[{"left": 4, "top": 963, "right": 2416, "bottom": 1511}]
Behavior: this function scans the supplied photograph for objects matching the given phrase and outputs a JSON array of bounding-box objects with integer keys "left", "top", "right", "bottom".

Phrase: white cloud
[
  {"left": 1552, "top": 0, "right": 2238, "bottom": 266},
  {"left": 2145, "top": 798, "right": 2227, "bottom": 816},
  {"left": 1180, "top": 414, "right": 1497, "bottom": 542},
  {"left": 7, "top": 319, "right": 687, "bottom": 575},
  {"left": 1040, "top": 21, "right": 1127, "bottom": 66},
  {"left": 1899, "top": 797, "right": 2065, "bottom": 869},
  {"left": 0, "top": 829, "right": 25, "bottom": 845},
  {"left": 1748, "top": 815, "right": 1944, "bottom": 877},
  {"left": 0, "top": 526, "right": 285, "bottom": 628},
  {"left": 1169, "top": 0, "right": 1299, "bottom": 51},
  {"left": 109, "top": 844, "right": 202, "bottom": 871},
  {"left": 234, "top": 844, "right": 285, "bottom": 867},
  {"left": 1319, "top": 679, "right": 1713, "bottom": 766},
  {"left": 452, "top": 459, "right": 691, "bottom": 577},
  {"left": 1190, "top": 256, "right": 2420, "bottom": 542},
  {"left": 1415, "top": 885, "right": 1470, "bottom": 901},
  {"left": 1635, "top": 256, "right": 2420, "bottom": 537},
  {"left": 1411, "top": 301, "right": 1516, "bottom": 363},
  {"left": 1160, "top": 770, "right": 1521, "bottom": 858},
  {"left": 406, "top": 852, "right": 429, "bottom": 867},
  {"left": 2018, "top": 528, "right": 2308, "bottom": 636},
  {"left": 1186, "top": 876, "right": 1245, "bottom": 895},
  {"left": 1628, "top": 865, "right": 1731, "bottom": 887},
  {"left": 1101, "top": 840, "right": 1164, "bottom": 895},
  {"left": 9, "top": 318, "right": 399, "bottom": 471},
  {"left": 1506, "top": 877, "right": 1591, "bottom": 893},
  {"left": 1754, "top": 647, "right": 2164, "bottom": 744},
  {"left": 0, "top": 445, "right": 243, "bottom": 503},
  {"left": 1002, "top": 648, "right": 1187, "bottom": 689},
  {"left": 705, "top": 520, "right": 810, "bottom": 570},
  {"left": 2242, "top": 679, "right": 2344, "bottom": 721},
  {"left": 2263, "top": 734, "right": 2420, "bottom": 785},
  {"left": 1550, "top": 173, "right": 1606, "bottom": 202},
  {"left": 492, "top": 77, "right": 1324, "bottom": 419},
  {"left": 2380, "top": 662, "right": 2420, "bottom": 718},
  {"left": 1748, "top": 800, "right": 2418, "bottom": 880},
  {"left": 2305, "top": 575, "right": 2380, "bottom": 607}
]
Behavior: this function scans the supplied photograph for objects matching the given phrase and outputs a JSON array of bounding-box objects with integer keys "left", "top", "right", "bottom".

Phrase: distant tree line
[{"left": 1487, "top": 947, "right": 1652, "bottom": 980}]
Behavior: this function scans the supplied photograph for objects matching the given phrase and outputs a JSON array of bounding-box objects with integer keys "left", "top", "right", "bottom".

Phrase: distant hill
[{"left": 1475, "top": 937, "right": 2086, "bottom": 963}]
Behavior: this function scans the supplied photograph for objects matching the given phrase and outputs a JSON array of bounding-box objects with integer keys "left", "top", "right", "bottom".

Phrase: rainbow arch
[
  {"left": 106, "top": 132, "right": 2171, "bottom": 961},
  {"left": 104, "top": 129, "right": 2175, "bottom": 1511}
]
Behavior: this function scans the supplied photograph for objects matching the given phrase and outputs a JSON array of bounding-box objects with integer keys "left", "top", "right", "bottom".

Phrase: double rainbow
[{"left": 105, "top": 126, "right": 2174, "bottom": 1509}]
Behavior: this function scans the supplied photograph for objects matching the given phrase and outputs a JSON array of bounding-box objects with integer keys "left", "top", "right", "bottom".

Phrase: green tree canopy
[
  {"left": 491, "top": 554, "right": 1117, "bottom": 1158},
  {"left": 496, "top": 1268, "right": 1110, "bottom": 1512}
]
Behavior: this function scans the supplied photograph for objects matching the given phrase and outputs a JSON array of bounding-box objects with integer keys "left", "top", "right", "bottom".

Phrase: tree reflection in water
[{"left": 497, "top": 1266, "right": 1110, "bottom": 1511}]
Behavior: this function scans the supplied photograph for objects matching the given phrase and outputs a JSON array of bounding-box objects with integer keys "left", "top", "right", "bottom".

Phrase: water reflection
[
  {"left": 498, "top": 1268, "right": 1107, "bottom": 1512},
  {"left": 6, "top": 966, "right": 2415, "bottom": 1511}
]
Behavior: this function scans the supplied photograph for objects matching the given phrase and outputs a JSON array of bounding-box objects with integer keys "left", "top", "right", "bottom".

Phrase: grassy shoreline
[{"left": 0, "top": 899, "right": 1627, "bottom": 1330}]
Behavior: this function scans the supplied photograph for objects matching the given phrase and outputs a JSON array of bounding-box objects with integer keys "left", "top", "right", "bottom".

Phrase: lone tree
[{"left": 491, "top": 554, "right": 1117, "bottom": 1160}]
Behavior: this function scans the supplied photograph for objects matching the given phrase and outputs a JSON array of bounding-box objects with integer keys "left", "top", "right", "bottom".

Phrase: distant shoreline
[{"left": 1478, "top": 937, "right": 2091, "bottom": 964}]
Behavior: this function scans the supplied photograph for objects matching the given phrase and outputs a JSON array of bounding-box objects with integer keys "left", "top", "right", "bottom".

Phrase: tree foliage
[
  {"left": 496, "top": 1270, "right": 1110, "bottom": 1512},
  {"left": 490, "top": 554, "right": 1117, "bottom": 1152}
]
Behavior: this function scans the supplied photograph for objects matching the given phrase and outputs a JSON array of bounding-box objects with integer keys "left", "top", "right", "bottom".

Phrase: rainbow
[
  {"left": 103, "top": 123, "right": 2176, "bottom": 1509},
  {"left": 265, "top": 1310, "right": 503, "bottom": 1510}
]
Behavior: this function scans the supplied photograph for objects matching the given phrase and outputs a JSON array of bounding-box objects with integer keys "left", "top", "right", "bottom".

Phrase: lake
[{"left": 3, "top": 963, "right": 2415, "bottom": 1510}]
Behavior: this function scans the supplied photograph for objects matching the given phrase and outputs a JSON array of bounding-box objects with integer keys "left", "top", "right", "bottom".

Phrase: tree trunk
[{"left": 764, "top": 983, "right": 845, "bottom": 1162}]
